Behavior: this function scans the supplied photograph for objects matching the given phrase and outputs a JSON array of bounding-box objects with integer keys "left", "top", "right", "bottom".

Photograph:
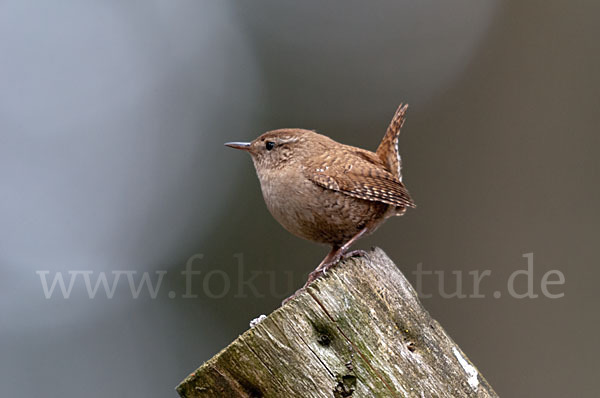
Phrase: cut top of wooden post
[{"left": 177, "top": 248, "right": 498, "bottom": 398}]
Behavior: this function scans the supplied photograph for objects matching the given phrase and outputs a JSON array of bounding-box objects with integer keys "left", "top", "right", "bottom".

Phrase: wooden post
[{"left": 176, "top": 248, "right": 498, "bottom": 397}]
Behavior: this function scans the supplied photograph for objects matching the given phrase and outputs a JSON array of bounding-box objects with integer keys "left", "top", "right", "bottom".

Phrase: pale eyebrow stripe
[{"left": 278, "top": 136, "right": 300, "bottom": 144}]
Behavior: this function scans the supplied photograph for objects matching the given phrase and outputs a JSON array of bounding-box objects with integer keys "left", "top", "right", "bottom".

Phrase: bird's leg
[
  {"left": 319, "top": 226, "right": 369, "bottom": 274},
  {"left": 281, "top": 246, "right": 341, "bottom": 305},
  {"left": 304, "top": 227, "right": 370, "bottom": 288},
  {"left": 281, "top": 227, "right": 369, "bottom": 305},
  {"left": 306, "top": 245, "right": 342, "bottom": 285}
]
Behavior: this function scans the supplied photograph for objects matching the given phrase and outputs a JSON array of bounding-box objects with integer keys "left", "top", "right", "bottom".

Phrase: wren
[{"left": 225, "top": 104, "right": 416, "bottom": 300}]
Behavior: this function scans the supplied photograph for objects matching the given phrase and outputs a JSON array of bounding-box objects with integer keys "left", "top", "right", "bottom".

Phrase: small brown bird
[{"left": 225, "top": 104, "right": 415, "bottom": 299}]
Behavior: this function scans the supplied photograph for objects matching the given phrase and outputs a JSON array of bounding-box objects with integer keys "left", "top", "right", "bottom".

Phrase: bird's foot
[
  {"left": 281, "top": 255, "right": 341, "bottom": 306},
  {"left": 320, "top": 249, "right": 367, "bottom": 276},
  {"left": 341, "top": 249, "right": 368, "bottom": 260},
  {"left": 281, "top": 242, "right": 369, "bottom": 306},
  {"left": 319, "top": 255, "right": 342, "bottom": 275},
  {"left": 282, "top": 290, "right": 300, "bottom": 306},
  {"left": 281, "top": 250, "right": 370, "bottom": 306}
]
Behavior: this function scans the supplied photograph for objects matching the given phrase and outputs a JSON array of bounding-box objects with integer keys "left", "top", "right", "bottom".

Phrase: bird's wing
[{"left": 304, "top": 147, "right": 416, "bottom": 208}]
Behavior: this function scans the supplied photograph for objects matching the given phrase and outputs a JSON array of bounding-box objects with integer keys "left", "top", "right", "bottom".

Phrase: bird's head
[{"left": 225, "top": 128, "right": 325, "bottom": 171}]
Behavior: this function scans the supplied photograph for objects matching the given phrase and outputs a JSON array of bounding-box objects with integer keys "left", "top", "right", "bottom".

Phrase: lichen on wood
[{"left": 176, "top": 248, "right": 498, "bottom": 397}]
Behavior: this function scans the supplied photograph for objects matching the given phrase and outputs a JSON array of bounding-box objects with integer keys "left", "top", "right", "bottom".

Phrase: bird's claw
[
  {"left": 281, "top": 248, "right": 368, "bottom": 306},
  {"left": 342, "top": 249, "right": 368, "bottom": 259}
]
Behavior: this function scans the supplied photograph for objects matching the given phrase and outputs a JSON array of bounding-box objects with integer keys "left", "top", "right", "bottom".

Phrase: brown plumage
[{"left": 225, "top": 104, "right": 415, "bottom": 301}]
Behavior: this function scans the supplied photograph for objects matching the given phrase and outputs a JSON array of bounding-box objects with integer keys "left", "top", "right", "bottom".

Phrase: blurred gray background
[{"left": 1, "top": 1, "right": 598, "bottom": 397}]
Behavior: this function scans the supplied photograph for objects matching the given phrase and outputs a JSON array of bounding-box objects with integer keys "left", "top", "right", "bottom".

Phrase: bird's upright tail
[{"left": 376, "top": 103, "right": 408, "bottom": 182}]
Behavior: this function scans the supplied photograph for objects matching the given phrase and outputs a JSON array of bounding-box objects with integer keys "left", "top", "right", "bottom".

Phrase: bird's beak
[{"left": 224, "top": 142, "right": 251, "bottom": 152}]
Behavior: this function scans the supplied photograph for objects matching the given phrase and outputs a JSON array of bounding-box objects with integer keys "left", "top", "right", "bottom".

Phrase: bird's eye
[{"left": 265, "top": 141, "right": 275, "bottom": 151}]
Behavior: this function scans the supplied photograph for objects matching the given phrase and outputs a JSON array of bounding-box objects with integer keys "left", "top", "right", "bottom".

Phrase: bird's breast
[{"left": 255, "top": 166, "right": 389, "bottom": 245}]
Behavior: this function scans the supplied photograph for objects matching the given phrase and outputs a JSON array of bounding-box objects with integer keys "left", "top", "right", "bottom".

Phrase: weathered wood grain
[{"left": 177, "top": 248, "right": 498, "bottom": 397}]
